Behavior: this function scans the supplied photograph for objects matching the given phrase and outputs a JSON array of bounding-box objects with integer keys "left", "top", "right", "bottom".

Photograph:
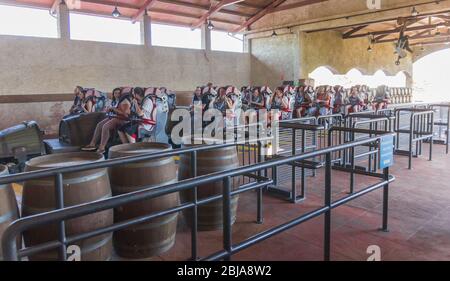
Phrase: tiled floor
[
  {"left": 12, "top": 143, "right": 450, "bottom": 261},
  {"left": 148, "top": 143, "right": 450, "bottom": 261}
]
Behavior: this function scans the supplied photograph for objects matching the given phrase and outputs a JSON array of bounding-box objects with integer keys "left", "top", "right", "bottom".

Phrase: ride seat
[{"left": 139, "top": 128, "right": 156, "bottom": 142}]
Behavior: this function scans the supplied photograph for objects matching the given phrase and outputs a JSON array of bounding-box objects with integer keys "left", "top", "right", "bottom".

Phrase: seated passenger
[
  {"left": 201, "top": 86, "right": 217, "bottom": 112},
  {"left": 373, "top": 85, "right": 391, "bottom": 111},
  {"left": 240, "top": 86, "right": 251, "bottom": 112},
  {"left": 226, "top": 86, "right": 242, "bottom": 127},
  {"left": 359, "top": 85, "right": 371, "bottom": 110},
  {"left": 211, "top": 87, "right": 233, "bottom": 128},
  {"left": 190, "top": 86, "right": 203, "bottom": 112},
  {"left": 268, "top": 87, "right": 289, "bottom": 121},
  {"left": 294, "top": 86, "right": 309, "bottom": 118},
  {"left": 107, "top": 88, "right": 122, "bottom": 110},
  {"left": 82, "top": 88, "right": 97, "bottom": 113},
  {"left": 304, "top": 86, "right": 316, "bottom": 116},
  {"left": 250, "top": 87, "right": 265, "bottom": 110},
  {"left": 118, "top": 87, "right": 156, "bottom": 144},
  {"left": 82, "top": 88, "right": 132, "bottom": 153},
  {"left": 345, "top": 87, "right": 364, "bottom": 115},
  {"left": 315, "top": 86, "right": 332, "bottom": 116},
  {"left": 282, "top": 86, "right": 295, "bottom": 120},
  {"left": 261, "top": 86, "right": 274, "bottom": 111},
  {"left": 333, "top": 86, "right": 345, "bottom": 114},
  {"left": 67, "top": 86, "right": 86, "bottom": 116}
]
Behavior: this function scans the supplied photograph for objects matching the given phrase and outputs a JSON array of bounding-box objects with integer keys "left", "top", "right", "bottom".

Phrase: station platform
[{"left": 10, "top": 143, "right": 449, "bottom": 261}]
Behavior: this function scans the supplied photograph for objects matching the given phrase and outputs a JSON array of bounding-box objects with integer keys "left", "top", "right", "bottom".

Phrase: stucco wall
[
  {"left": 250, "top": 33, "right": 299, "bottom": 88},
  {"left": 0, "top": 35, "right": 251, "bottom": 94},
  {"left": 0, "top": 35, "right": 251, "bottom": 134},
  {"left": 299, "top": 30, "right": 413, "bottom": 77},
  {"left": 249, "top": 29, "right": 413, "bottom": 89}
]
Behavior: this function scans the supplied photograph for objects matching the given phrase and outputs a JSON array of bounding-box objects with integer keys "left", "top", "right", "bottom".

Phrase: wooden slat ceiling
[
  {"left": 340, "top": 13, "right": 450, "bottom": 46},
  {"left": 3, "top": 0, "right": 328, "bottom": 33}
]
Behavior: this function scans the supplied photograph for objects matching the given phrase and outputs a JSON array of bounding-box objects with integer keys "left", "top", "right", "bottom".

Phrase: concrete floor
[{"left": 138, "top": 142, "right": 450, "bottom": 261}]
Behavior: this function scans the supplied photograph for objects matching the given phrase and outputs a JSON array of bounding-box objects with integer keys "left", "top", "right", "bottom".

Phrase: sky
[
  {"left": 0, "top": 4, "right": 58, "bottom": 38},
  {"left": 413, "top": 48, "right": 450, "bottom": 102},
  {"left": 309, "top": 67, "right": 407, "bottom": 88},
  {"left": 0, "top": 4, "right": 243, "bottom": 52}
]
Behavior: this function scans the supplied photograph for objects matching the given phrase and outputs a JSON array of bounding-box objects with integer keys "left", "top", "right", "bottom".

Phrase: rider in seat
[
  {"left": 82, "top": 87, "right": 132, "bottom": 153},
  {"left": 268, "top": 87, "right": 289, "bottom": 122},
  {"left": 373, "top": 85, "right": 391, "bottom": 111},
  {"left": 118, "top": 87, "right": 157, "bottom": 144},
  {"left": 345, "top": 86, "right": 364, "bottom": 115}
]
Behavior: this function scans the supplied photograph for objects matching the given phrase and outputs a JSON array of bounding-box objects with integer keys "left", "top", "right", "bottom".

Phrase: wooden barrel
[
  {"left": 179, "top": 144, "right": 240, "bottom": 231},
  {"left": 108, "top": 143, "right": 179, "bottom": 259},
  {"left": 22, "top": 152, "right": 113, "bottom": 261},
  {"left": 0, "top": 165, "right": 20, "bottom": 260}
]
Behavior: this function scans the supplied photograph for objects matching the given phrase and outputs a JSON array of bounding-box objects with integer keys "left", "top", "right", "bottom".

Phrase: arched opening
[
  {"left": 413, "top": 48, "right": 450, "bottom": 102},
  {"left": 308, "top": 67, "right": 406, "bottom": 88},
  {"left": 308, "top": 66, "right": 339, "bottom": 86}
]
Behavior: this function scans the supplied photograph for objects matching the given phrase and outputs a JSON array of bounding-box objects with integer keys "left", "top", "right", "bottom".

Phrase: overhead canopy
[{"left": 2, "top": 0, "right": 328, "bottom": 33}]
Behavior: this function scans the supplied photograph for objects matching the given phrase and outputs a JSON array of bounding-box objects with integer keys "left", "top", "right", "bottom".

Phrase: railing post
[
  {"left": 55, "top": 172, "right": 67, "bottom": 261},
  {"left": 324, "top": 152, "right": 332, "bottom": 261},
  {"left": 300, "top": 128, "right": 307, "bottom": 200},
  {"left": 291, "top": 128, "right": 297, "bottom": 203},
  {"left": 190, "top": 151, "right": 198, "bottom": 260},
  {"left": 223, "top": 176, "right": 232, "bottom": 261},
  {"left": 1, "top": 227, "right": 19, "bottom": 261},
  {"left": 429, "top": 112, "right": 433, "bottom": 161},
  {"left": 349, "top": 131, "right": 355, "bottom": 194},
  {"left": 381, "top": 167, "right": 389, "bottom": 232},
  {"left": 446, "top": 106, "right": 450, "bottom": 154},
  {"left": 408, "top": 114, "right": 414, "bottom": 169},
  {"left": 257, "top": 140, "right": 263, "bottom": 224}
]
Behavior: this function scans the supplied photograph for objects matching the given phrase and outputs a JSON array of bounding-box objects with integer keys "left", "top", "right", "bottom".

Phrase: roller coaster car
[
  {"left": 59, "top": 112, "right": 106, "bottom": 146},
  {"left": 44, "top": 112, "right": 106, "bottom": 154},
  {"left": 0, "top": 121, "right": 45, "bottom": 172}
]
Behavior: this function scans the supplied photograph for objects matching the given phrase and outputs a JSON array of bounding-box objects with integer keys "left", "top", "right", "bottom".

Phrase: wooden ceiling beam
[
  {"left": 132, "top": 0, "right": 158, "bottom": 23},
  {"left": 375, "top": 31, "right": 450, "bottom": 44},
  {"left": 156, "top": 0, "right": 252, "bottom": 18},
  {"left": 345, "top": 21, "right": 449, "bottom": 39},
  {"left": 307, "top": 9, "right": 450, "bottom": 34},
  {"left": 271, "top": 0, "right": 329, "bottom": 13},
  {"left": 78, "top": 0, "right": 140, "bottom": 10},
  {"left": 232, "top": 0, "right": 287, "bottom": 33},
  {"left": 191, "top": 0, "right": 245, "bottom": 29},
  {"left": 342, "top": 25, "right": 368, "bottom": 38}
]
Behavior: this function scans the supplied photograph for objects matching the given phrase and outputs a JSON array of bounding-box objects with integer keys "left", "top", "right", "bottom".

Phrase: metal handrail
[
  {"left": 394, "top": 108, "right": 434, "bottom": 169},
  {"left": 2, "top": 134, "right": 395, "bottom": 261}
]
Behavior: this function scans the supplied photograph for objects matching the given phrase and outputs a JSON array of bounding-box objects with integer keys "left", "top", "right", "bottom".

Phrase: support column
[
  {"left": 243, "top": 35, "right": 252, "bottom": 53},
  {"left": 140, "top": 12, "right": 152, "bottom": 47},
  {"left": 57, "top": 1, "right": 70, "bottom": 40},
  {"left": 201, "top": 24, "right": 211, "bottom": 51}
]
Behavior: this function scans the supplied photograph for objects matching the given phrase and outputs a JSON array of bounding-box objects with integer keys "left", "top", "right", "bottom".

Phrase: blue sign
[{"left": 379, "top": 135, "right": 394, "bottom": 169}]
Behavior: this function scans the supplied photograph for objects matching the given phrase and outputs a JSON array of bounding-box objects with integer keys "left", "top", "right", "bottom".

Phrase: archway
[
  {"left": 413, "top": 48, "right": 450, "bottom": 102},
  {"left": 308, "top": 67, "right": 408, "bottom": 88},
  {"left": 308, "top": 66, "right": 340, "bottom": 86}
]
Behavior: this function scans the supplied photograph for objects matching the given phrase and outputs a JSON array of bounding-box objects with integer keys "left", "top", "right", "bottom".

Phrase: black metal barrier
[
  {"left": 429, "top": 103, "right": 450, "bottom": 154},
  {"left": 266, "top": 117, "right": 324, "bottom": 203},
  {"left": 1, "top": 134, "right": 395, "bottom": 261},
  {"left": 394, "top": 108, "right": 434, "bottom": 169}
]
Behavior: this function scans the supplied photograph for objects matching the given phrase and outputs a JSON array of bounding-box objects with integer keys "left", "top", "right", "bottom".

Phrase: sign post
[{"left": 379, "top": 135, "right": 394, "bottom": 169}]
